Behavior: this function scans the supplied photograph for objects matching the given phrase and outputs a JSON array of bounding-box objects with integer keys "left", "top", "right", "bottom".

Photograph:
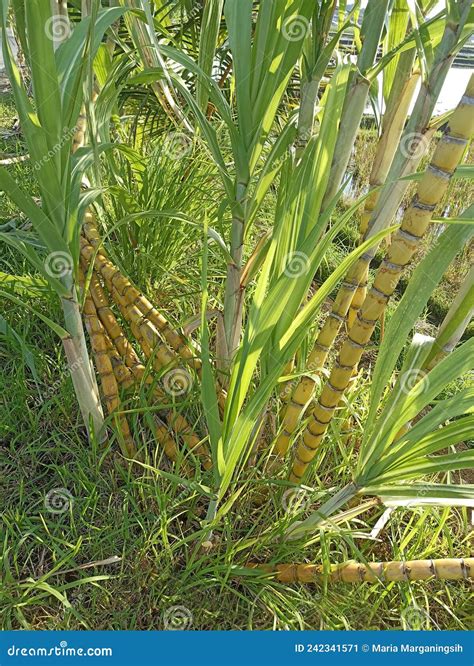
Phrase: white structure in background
[{"left": 0, "top": 28, "right": 17, "bottom": 73}]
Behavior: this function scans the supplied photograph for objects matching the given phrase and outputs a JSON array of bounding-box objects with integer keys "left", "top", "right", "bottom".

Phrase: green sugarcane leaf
[
  {"left": 424, "top": 265, "right": 474, "bottom": 368},
  {"left": 56, "top": 7, "right": 128, "bottom": 132},
  {"left": 363, "top": 483, "right": 474, "bottom": 504},
  {"left": 170, "top": 75, "right": 235, "bottom": 200},
  {"left": 197, "top": 0, "right": 224, "bottom": 112},
  {"left": 247, "top": 120, "right": 297, "bottom": 229},
  {"left": 0, "top": 2, "right": 47, "bottom": 161},
  {"left": 249, "top": 0, "right": 314, "bottom": 172},
  {"left": 224, "top": 0, "right": 253, "bottom": 151},
  {"left": 372, "top": 389, "right": 474, "bottom": 474},
  {"left": 373, "top": 448, "right": 474, "bottom": 484},
  {"left": 219, "top": 227, "right": 394, "bottom": 495},
  {"left": 0, "top": 167, "right": 68, "bottom": 255},
  {"left": 357, "top": 337, "right": 474, "bottom": 485},
  {"left": 360, "top": 333, "right": 434, "bottom": 472},
  {"left": 200, "top": 217, "right": 222, "bottom": 462},
  {"left": 25, "top": 0, "right": 62, "bottom": 154},
  {"left": 299, "top": 57, "right": 351, "bottom": 239},
  {"left": 0, "top": 271, "right": 49, "bottom": 297},
  {"left": 308, "top": 11, "right": 357, "bottom": 86},
  {"left": 366, "top": 215, "right": 474, "bottom": 438},
  {"left": 0, "top": 232, "right": 68, "bottom": 297},
  {"left": 382, "top": 0, "right": 410, "bottom": 102},
  {"left": 378, "top": 417, "right": 474, "bottom": 480}
]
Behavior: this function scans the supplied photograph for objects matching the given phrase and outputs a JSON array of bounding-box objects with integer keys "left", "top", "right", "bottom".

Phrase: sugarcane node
[
  {"left": 294, "top": 448, "right": 313, "bottom": 465},
  {"left": 289, "top": 471, "right": 303, "bottom": 483},
  {"left": 305, "top": 420, "right": 325, "bottom": 438},
  {"left": 289, "top": 397, "right": 306, "bottom": 409},
  {"left": 326, "top": 381, "right": 345, "bottom": 395},
  {"left": 311, "top": 412, "right": 332, "bottom": 426},
  {"left": 369, "top": 284, "right": 392, "bottom": 301},
  {"left": 341, "top": 281, "right": 358, "bottom": 291},
  {"left": 427, "top": 163, "right": 453, "bottom": 180},
  {"left": 329, "top": 311, "right": 347, "bottom": 323},
  {"left": 443, "top": 134, "right": 468, "bottom": 145},
  {"left": 301, "top": 429, "right": 323, "bottom": 449},
  {"left": 412, "top": 197, "right": 436, "bottom": 212},
  {"left": 314, "top": 341, "right": 330, "bottom": 352}
]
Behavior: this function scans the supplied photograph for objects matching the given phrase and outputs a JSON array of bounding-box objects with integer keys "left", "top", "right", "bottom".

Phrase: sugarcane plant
[
  {"left": 1, "top": 0, "right": 473, "bottom": 587},
  {"left": 0, "top": 0, "right": 128, "bottom": 436}
]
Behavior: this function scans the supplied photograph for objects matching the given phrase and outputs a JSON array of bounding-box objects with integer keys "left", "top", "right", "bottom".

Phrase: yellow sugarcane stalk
[
  {"left": 290, "top": 75, "right": 474, "bottom": 483},
  {"left": 81, "top": 214, "right": 227, "bottom": 412},
  {"left": 274, "top": 258, "right": 372, "bottom": 456},
  {"left": 350, "top": 123, "right": 437, "bottom": 330},
  {"left": 79, "top": 268, "right": 137, "bottom": 458},
  {"left": 274, "top": 75, "right": 426, "bottom": 457},
  {"left": 87, "top": 267, "right": 146, "bottom": 377},
  {"left": 248, "top": 557, "right": 473, "bottom": 584},
  {"left": 80, "top": 241, "right": 200, "bottom": 369},
  {"left": 83, "top": 263, "right": 212, "bottom": 468}
]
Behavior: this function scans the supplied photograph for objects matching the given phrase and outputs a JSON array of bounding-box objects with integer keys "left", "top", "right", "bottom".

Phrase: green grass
[
  {"left": 1, "top": 92, "right": 473, "bottom": 632},
  {"left": 1, "top": 325, "right": 472, "bottom": 630}
]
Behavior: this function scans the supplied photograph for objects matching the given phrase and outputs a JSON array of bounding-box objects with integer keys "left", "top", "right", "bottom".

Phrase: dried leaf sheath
[
  {"left": 290, "top": 77, "right": 474, "bottom": 483},
  {"left": 249, "top": 558, "right": 473, "bottom": 584}
]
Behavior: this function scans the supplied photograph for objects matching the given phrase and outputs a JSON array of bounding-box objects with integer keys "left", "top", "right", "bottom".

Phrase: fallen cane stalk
[{"left": 247, "top": 558, "right": 473, "bottom": 584}]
